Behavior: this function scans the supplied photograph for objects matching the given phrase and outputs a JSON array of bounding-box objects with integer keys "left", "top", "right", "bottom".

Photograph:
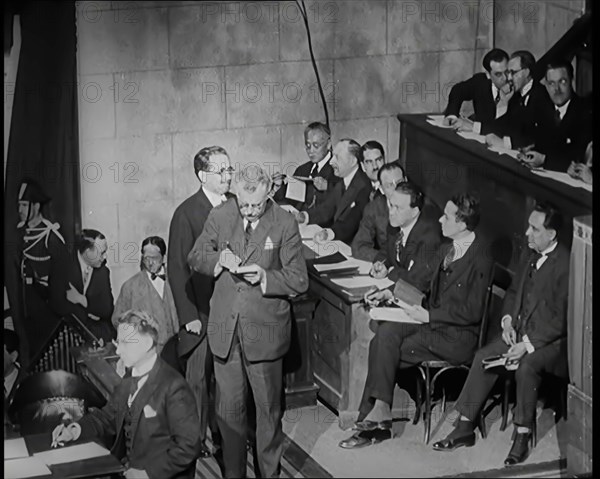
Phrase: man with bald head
[{"left": 296, "top": 138, "right": 372, "bottom": 244}]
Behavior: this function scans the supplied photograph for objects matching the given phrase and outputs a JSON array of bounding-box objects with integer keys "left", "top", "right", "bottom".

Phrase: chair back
[
  {"left": 8, "top": 370, "right": 106, "bottom": 435},
  {"left": 478, "top": 263, "right": 514, "bottom": 349}
]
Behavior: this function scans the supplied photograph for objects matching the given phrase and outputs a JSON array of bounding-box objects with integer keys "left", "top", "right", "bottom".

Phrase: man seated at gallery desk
[
  {"left": 443, "top": 48, "right": 511, "bottom": 130},
  {"left": 368, "top": 181, "right": 444, "bottom": 293},
  {"left": 361, "top": 141, "right": 386, "bottom": 201},
  {"left": 338, "top": 193, "right": 493, "bottom": 449},
  {"left": 51, "top": 310, "right": 201, "bottom": 479},
  {"left": 517, "top": 59, "right": 593, "bottom": 172},
  {"left": 351, "top": 161, "right": 406, "bottom": 262},
  {"left": 295, "top": 138, "right": 372, "bottom": 245},
  {"left": 272, "top": 121, "right": 338, "bottom": 210}
]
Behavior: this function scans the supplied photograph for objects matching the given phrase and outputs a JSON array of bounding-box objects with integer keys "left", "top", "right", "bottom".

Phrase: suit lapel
[
  {"left": 243, "top": 201, "right": 275, "bottom": 264},
  {"left": 518, "top": 249, "right": 559, "bottom": 329},
  {"left": 334, "top": 170, "right": 365, "bottom": 222},
  {"left": 127, "top": 359, "right": 162, "bottom": 439},
  {"left": 439, "top": 238, "right": 478, "bottom": 294}
]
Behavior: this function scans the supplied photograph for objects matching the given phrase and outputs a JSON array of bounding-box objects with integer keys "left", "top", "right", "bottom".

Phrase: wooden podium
[{"left": 566, "top": 215, "right": 592, "bottom": 476}]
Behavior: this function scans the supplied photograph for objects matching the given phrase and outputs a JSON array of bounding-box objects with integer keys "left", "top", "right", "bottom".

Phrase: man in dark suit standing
[
  {"left": 59, "top": 229, "right": 115, "bottom": 344},
  {"left": 188, "top": 165, "right": 308, "bottom": 478},
  {"left": 360, "top": 141, "right": 386, "bottom": 201},
  {"left": 518, "top": 60, "right": 593, "bottom": 171},
  {"left": 167, "top": 146, "right": 233, "bottom": 458},
  {"left": 370, "top": 182, "right": 444, "bottom": 293},
  {"left": 298, "top": 139, "right": 372, "bottom": 245},
  {"left": 485, "top": 51, "right": 553, "bottom": 149},
  {"left": 433, "top": 202, "right": 569, "bottom": 468},
  {"left": 444, "top": 48, "right": 510, "bottom": 130},
  {"left": 351, "top": 161, "right": 406, "bottom": 262},
  {"left": 52, "top": 310, "right": 201, "bottom": 479},
  {"left": 340, "top": 193, "right": 492, "bottom": 449},
  {"left": 273, "top": 122, "right": 338, "bottom": 211}
]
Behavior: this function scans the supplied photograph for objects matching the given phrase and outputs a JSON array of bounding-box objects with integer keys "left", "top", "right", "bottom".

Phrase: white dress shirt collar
[
  {"left": 452, "top": 231, "right": 476, "bottom": 262},
  {"left": 77, "top": 252, "right": 93, "bottom": 293},
  {"left": 243, "top": 219, "right": 259, "bottom": 230},
  {"left": 203, "top": 187, "right": 227, "bottom": 208},
  {"left": 535, "top": 241, "right": 558, "bottom": 269},
  {"left": 491, "top": 83, "right": 499, "bottom": 100},
  {"left": 520, "top": 79, "right": 533, "bottom": 104},
  {"left": 343, "top": 166, "right": 359, "bottom": 190},
  {"left": 556, "top": 99, "right": 571, "bottom": 120}
]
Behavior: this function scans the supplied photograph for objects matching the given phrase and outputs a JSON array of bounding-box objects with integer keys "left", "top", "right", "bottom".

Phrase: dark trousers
[
  {"left": 454, "top": 338, "right": 568, "bottom": 429},
  {"left": 358, "top": 321, "right": 476, "bottom": 421},
  {"left": 214, "top": 331, "right": 284, "bottom": 479},
  {"left": 186, "top": 338, "right": 219, "bottom": 446}
]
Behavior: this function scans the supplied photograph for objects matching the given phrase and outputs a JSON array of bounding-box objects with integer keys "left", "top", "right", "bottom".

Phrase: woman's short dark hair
[
  {"left": 76, "top": 229, "right": 105, "bottom": 254},
  {"left": 450, "top": 193, "right": 480, "bottom": 231}
]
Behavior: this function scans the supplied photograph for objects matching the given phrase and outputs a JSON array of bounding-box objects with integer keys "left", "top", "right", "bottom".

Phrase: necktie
[
  {"left": 553, "top": 108, "right": 562, "bottom": 126},
  {"left": 129, "top": 372, "right": 150, "bottom": 401},
  {"left": 310, "top": 163, "right": 318, "bottom": 178},
  {"left": 341, "top": 182, "right": 347, "bottom": 194},
  {"left": 395, "top": 230, "right": 404, "bottom": 263},
  {"left": 443, "top": 244, "right": 455, "bottom": 270},
  {"left": 494, "top": 90, "right": 501, "bottom": 104},
  {"left": 83, "top": 266, "right": 92, "bottom": 287},
  {"left": 150, "top": 273, "right": 165, "bottom": 281},
  {"left": 529, "top": 252, "right": 543, "bottom": 276},
  {"left": 244, "top": 221, "right": 254, "bottom": 248}
]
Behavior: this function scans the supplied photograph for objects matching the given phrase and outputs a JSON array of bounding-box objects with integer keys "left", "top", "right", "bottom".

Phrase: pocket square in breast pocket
[
  {"left": 350, "top": 201, "right": 356, "bottom": 208},
  {"left": 143, "top": 404, "right": 157, "bottom": 418},
  {"left": 264, "top": 236, "right": 277, "bottom": 250}
]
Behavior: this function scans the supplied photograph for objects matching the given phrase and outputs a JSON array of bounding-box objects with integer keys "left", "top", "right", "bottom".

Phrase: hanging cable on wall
[{"left": 295, "top": 0, "right": 330, "bottom": 130}]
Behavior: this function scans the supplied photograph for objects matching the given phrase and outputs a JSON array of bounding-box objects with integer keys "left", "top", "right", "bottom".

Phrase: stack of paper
[
  {"left": 331, "top": 276, "right": 393, "bottom": 290},
  {"left": 314, "top": 261, "right": 359, "bottom": 275},
  {"left": 4, "top": 457, "right": 51, "bottom": 478},
  {"left": 488, "top": 145, "right": 520, "bottom": 160},
  {"left": 426, "top": 116, "right": 454, "bottom": 129},
  {"left": 5, "top": 438, "right": 29, "bottom": 460},
  {"left": 531, "top": 170, "right": 592, "bottom": 192},
  {"left": 33, "top": 442, "right": 110, "bottom": 466},
  {"left": 285, "top": 177, "right": 307, "bottom": 203},
  {"left": 299, "top": 223, "right": 322, "bottom": 240},
  {"left": 457, "top": 131, "right": 486, "bottom": 144},
  {"left": 369, "top": 306, "right": 424, "bottom": 324}
]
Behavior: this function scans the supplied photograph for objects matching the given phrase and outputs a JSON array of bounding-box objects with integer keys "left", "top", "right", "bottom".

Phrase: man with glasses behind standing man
[{"left": 168, "top": 146, "right": 234, "bottom": 458}]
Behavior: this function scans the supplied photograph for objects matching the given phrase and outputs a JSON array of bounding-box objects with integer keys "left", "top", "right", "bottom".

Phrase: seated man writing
[
  {"left": 52, "top": 310, "right": 201, "bottom": 479},
  {"left": 339, "top": 193, "right": 493, "bottom": 449},
  {"left": 369, "top": 181, "right": 444, "bottom": 293},
  {"left": 433, "top": 202, "right": 569, "bottom": 468}
]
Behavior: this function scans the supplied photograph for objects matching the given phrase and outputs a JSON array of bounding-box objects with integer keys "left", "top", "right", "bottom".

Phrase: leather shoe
[
  {"left": 432, "top": 431, "right": 476, "bottom": 451},
  {"left": 504, "top": 432, "right": 532, "bottom": 466},
  {"left": 339, "top": 429, "right": 392, "bottom": 449},
  {"left": 353, "top": 419, "right": 393, "bottom": 432}
]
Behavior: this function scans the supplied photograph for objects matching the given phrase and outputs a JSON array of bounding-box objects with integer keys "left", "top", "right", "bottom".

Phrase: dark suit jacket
[
  {"left": 532, "top": 94, "right": 593, "bottom": 171},
  {"left": 306, "top": 168, "right": 372, "bottom": 244},
  {"left": 57, "top": 256, "right": 115, "bottom": 343},
  {"left": 383, "top": 213, "right": 445, "bottom": 294},
  {"left": 168, "top": 188, "right": 219, "bottom": 357},
  {"left": 351, "top": 195, "right": 394, "bottom": 263},
  {"left": 274, "top": 155, "right": 340, "bottom": 211},
  {"left": 504, "top": 245, "right": 570, "bottom": 350},
  {"left": 78, "top": 357, "right": 201, "bottom": 479},
  {"left": 424, "top": 235, "right": 493, "bottom": 362},
  {"left": 445, "top": 72, "right": 498, "bottom": 122},
  {"left": 188, "top": 199, "right": 308, "bottom": 362},
  {"left": 480, "top": 81, "right": 553, "bottom": 147}
]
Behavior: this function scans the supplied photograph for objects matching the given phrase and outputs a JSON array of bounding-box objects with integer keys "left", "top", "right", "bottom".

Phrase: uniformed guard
[{"left": 17, "top": 179, "right": 69, "bottom": 363}]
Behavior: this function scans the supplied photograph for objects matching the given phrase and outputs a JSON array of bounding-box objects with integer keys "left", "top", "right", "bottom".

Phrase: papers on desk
[
  {"left": 5, "top": 438, "right": 29, "bottom": 460},
  {"left": 33, "top": 442, "right": 110, "bottom": 466},
  {"left": 331, "top": 276, "right": 393, "bottom": 290},
  {"left": 530, "top": 169, "right": 593, "bottom": 192},
  {"left": 4, "top": 456, "right": 52, "bottom": 478},
  {"left": 285, "top": 177, "right": 307, "bottom": 203},
  {"left": 314, "top": 261, "right": 359, "bottom": 274},
  {"left": 426, "top": 118, "right": 453, "bottom": 129},
  {"left": 303, "top": 239, "right": 352, "bottom": 259},
  {"left": 368, "top": 307, "right": 422, "bottom": 324},
  {"left": 456, "top": 131, "right": 486, "bottom": 144},
  {"left": 427, "top": 114, "right": 445, "bottom": 122},
  {"left": 488, "top": 145, "right": 520, "bottom": 160}
]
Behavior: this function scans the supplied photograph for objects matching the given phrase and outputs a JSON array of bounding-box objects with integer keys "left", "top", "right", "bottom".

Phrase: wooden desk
[
  {"left": 397, "top": 114, "right": 592, "bottom": 268},
  {"left": 5, "top": 433, "right": 125, "bottom": 478}
]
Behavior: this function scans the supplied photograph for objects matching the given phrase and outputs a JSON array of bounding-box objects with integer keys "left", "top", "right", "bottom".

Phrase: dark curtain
[{"left": 4, "top": 1, "right": 81, "bottom": 364}]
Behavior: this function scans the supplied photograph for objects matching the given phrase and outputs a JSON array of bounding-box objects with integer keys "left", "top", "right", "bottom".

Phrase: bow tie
[{"left": 151, "top": 273, "right": 165, "bottom": 281}]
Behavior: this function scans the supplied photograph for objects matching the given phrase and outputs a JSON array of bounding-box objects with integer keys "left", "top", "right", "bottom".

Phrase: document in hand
[
  {"left": 369, "top": 306, "right": 425, "bottom": 324},
  {"left": 231, "top": 264, "right": 260, "bottom": 275},
  {"left": 33, "top": 442, "right": 110, "bottom": 466},
  {"left": 4, "top": 456, "right": 52, "bottom": 478},
  {"left": 221, "top": 248, "right": 242, "bottom": 271},
  {"left": 285, "top": 177, "right": 307, "bottom": 203}
]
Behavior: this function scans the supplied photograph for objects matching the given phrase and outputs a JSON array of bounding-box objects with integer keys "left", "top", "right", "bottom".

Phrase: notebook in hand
[{"left": 392, "top": 278, "right": 425, "bottom": 306}]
